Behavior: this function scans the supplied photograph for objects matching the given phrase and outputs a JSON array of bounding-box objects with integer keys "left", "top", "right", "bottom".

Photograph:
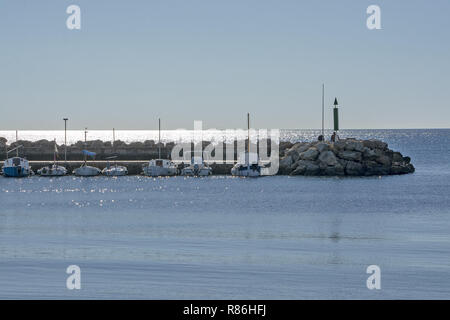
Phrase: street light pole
[
  {"left": 63, "top": 118, "right": 68, "bottom": 162},
  {"left": 16, "top": 130, "right": 19, "bottom": 157},
  {"left": 322, "top": 84, "right": 325, "bottom": 139}
]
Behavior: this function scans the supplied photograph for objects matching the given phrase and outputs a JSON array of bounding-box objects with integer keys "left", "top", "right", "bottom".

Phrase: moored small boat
[
  {"left": 2, "top": 157, "right": 32, "bottom": 177},
  {"left": 73, "top": 128, "right": 101, "bottom": 177},
  {"left": 142, "top": 118, "right": 177, "bottom": 177},
  {"left": 231, "top": 152, "right": 261, "bottom": 177},
  {"left": 102, "top": 156, "right": 128, "bottom": 176},
  {"left": 37, "top": 139, "right": 67, "bottom": 176},
  {"left": 74, "top": 164, "right": 101, "bottom": 176},
  {"left": 2, "top": 145, "right": 33, "bottom": 178},
  {"left": 38, "top": 164, "right": 67, "bottom": 176},
  {"left": 143, "top": 159, "right": 177, "bottom": 177},
  {"left": 231, "top": 113, "right": 262, "bottom": 177},
  {"left": 181, "top": 155, "right": 212, "bottom": 176}
]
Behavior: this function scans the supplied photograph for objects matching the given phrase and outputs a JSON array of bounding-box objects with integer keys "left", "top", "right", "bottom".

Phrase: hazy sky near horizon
[{"left": 0, "top": 0, "right": 449, "bottom": 130}]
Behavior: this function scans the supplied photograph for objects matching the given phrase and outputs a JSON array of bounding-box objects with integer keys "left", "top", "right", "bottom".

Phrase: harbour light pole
[
  {"left": 15, "top": 130, "right": 19, "bottom": 157},
  {"left": 333, "top": 98, "right": 339, "bottom": 132},
  {"left": 63, "top": 118, "right": 68, "bottom": 162},
  {"left": 322, "top": 84, "right": 325, "bottom": 139}
]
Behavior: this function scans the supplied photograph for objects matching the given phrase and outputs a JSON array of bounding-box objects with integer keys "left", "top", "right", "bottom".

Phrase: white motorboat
[
  {"left": 231, "top": 152, "right": 261, "bottom": 177},
  {"left": 102, "top": 130, "right": 128, "bottom": 176},
  {"left": 38, "top": 164, "right": 67, "bottom": 176},
  {"left": 73, "top": 128, "right": 101, "bottom": 176},
  {"left": 231, "top": 113, "right": 262, "bottom": 177},
  {"left": 2, "top": 145, "right": 32, "bottom": 177},
  {"left": 143, "top": 159, "right": 177, "bottom": 177},
  {"left": 181, "top": 155, "right": 212, "bottom": 176},
  {"left": 142, "top": 118, "right": 177, "bottom": 177},
  {"left": 102, "top": 156, "right": 128, "bottom": 176},
  {"left": 74, "top": 164, "right": 101, "bottom": 176},
  {"left": 37, "top": 139, "right": 67, "bottom": 176}
]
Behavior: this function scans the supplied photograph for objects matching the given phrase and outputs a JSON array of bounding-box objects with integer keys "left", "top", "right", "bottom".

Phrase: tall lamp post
[{"left": 63, "top": 118, "right": 68, "bottom": 162}]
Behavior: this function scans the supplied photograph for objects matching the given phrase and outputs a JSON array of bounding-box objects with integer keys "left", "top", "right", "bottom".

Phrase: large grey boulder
[
  {"left": 333, "top": 140, "right": 347, "bottom": 152},
  {"left": 304, "top": 162, "right": 321, "bottom": 176},
  {"left": 363, "top": 139, "right": 388, "bottom": 150},
  {"left": 318, "top": 151, "right": 338, "bottom": 166},
  {"left": 299, "top": 147, "right": 319, "bottom": 161},
  {"left": 279, "top": 155, "right": 294, "bottom": 174},
  {"left": 376, "top": 154, "right": 392, "bottom": 166},
  {"left": 289, "top": 160, "right": 320, "bottom": 176},
  {"left": 338, "top": 150, "right": 362, "bottom": 162},
  {"left": 345, "top": 140, "right": 365, "bottom": 152},
  {"left": 392, "top": 152, "right": 404, "bottom": 162},
  {"left": 363, "top": 161, "right": 390, "bottom": 176},
  {"left": 391, "top": 162, "right": 415, "bottom": 175},
  {"left": 345, "top": 161, "right": 364, "bottom": 175},
  {"left": 290, "top": 160, "right": 308, "bottom": 175},
  {"left": 316, "top": 142, "right": 330, "bottom": 153},
  {"left": 286, "top": 142, "right": 311, "bottom": 162},
  {"left": 323, "top": 162, "right": 345, "bottom": 176},
  {"left": 362, "top": 147, "right": 377, "bottom": 160}
]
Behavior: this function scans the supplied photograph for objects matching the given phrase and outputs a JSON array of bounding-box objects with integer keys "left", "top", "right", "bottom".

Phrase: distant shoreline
[{"left": 1, "top": 128, "right": 448, "bottom": 145}]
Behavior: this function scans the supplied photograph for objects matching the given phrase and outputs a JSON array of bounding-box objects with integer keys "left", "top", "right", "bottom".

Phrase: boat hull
[
  {"left": 102, "top": 166, "right": 128, "bottom": 176},
  {"left": 74, "top": 166, "right": 101, "bottom": 176},
  {"left": 143, "top": 165, "right": 177, "bottom": 177},
  {"left": 231, "top": 165, "right": 261, "bottom": 177},
  {"left": 2, "top": 166, "right": 31, "bottom": 177},
  {"left": 181, "top": 166, "right": 212, "bottom": 176},
  {"left": 38, "top": 165, "right": 67, "bottom": 176}
]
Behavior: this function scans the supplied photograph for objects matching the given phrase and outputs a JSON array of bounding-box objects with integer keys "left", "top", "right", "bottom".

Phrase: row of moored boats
[{"left": 1, "top": 115, "right": 262, "bottom": 178}]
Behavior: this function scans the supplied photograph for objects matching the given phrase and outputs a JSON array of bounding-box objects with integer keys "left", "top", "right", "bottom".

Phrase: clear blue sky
[{"left": 0, "top": 0, "right": 449, "bottom": 130}]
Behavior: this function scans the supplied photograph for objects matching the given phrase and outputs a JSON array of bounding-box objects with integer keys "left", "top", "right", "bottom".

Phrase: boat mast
[
  {"left": 16, "top": 130, "right": 18, "bottom": 157},
  {"left": 54, "top": 138, "right": 57, "bottom": 165},
  {"left": 84, "top": 127, "right": 87, "bottom": 164},
  {"left": 158, "top": 118, "right": 161, "bottom": 159},
  {"left": 247, "top": 113, "right": 250, "bottom": 154},
  {"left": 112, "top": 128, "right": 116, "bottom": 167},
  {"left": 322, "top": 84, "right": 325, "bottom": 139}
]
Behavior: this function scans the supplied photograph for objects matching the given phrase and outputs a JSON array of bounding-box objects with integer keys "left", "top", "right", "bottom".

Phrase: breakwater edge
[{"left": 0, "top": 135, "right": 414, "bottom": 176}]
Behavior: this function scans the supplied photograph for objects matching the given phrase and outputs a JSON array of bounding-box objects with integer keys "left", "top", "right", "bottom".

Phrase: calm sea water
[{"left": 0, "top": 129, "right": 449, "bottom": 299}]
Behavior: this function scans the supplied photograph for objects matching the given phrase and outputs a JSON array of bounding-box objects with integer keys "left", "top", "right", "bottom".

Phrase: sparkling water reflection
[{"left": 0, "top": 129, "right": 449, "bottom": 299}]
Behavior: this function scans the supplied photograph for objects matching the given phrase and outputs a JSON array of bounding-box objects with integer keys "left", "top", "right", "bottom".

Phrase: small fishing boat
[
  {"left": 38, "top": 164, "right": 67, "bottom": 176},
  {"left": 143, "top": 159, "right": 177, "bottom": 177},
  {"left": 2, "top": 157, "right": 32, "bottom": 177},
  {"left": 74, "top": 164, "right": 101, "bottom": 176},
  {"left": 180, "top": 154, "right": 212, "bottom": 176},
  {"left": 73, "top": 128, "right": 101, "bottom": 176},
  {"left": 74, "top": 150, "right": 101, "bottom": 176},
  {"left": 142, "top": 118, "right": 177, "bottom": 177},
  {"left": 2, "top": 145, "right": 33, "bottom": 178},
  {"left": 102, "top": 129, "right": 128, "bottom": 176},
  {"left": 102, "top": 156, "right": 128, "bottom": 176},
  {"left": 231, "top": 113, "right": 262, "bottom": 177},
  {"left": 37, "top": 139, "right": 67, "bottom": 176},
  {"left": 231, "top": 152, "right": 261, "bottom": 177}
]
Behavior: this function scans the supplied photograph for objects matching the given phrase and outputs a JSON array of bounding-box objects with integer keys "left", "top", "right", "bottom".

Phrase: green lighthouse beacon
[{"left": 333, "top": 98, "right": 339, "bottom": 132}]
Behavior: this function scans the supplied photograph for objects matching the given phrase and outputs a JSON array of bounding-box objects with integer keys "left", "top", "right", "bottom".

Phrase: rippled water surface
[{"left": 0, "top": 129, "right": 449, "bottom": 299}]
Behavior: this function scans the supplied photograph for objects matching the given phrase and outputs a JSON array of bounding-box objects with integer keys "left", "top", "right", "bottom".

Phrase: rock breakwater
[{"left": 279, "top": 139, "right": 414, "bottom": 176}]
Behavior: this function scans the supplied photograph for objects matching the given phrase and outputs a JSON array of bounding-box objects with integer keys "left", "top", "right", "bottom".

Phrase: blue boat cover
[{"left": 82, "top": 150, "right": 96, "bottom": 158}]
